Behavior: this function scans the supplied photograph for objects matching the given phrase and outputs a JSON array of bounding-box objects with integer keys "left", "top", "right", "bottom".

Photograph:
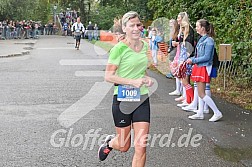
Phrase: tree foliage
[
  {"left": 88, "top": 0, "right": 153, "bottom": 30},
  {"left": 89, "top": 5, "right": 125, "bottom": 30},
  {"left": 0, "top": 0, "right": 50, "bottom": 24}
]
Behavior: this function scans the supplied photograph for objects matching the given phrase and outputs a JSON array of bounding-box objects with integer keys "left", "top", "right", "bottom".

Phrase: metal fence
[{"left": 216, "top": 60, "right": 251, "bottom": 88}]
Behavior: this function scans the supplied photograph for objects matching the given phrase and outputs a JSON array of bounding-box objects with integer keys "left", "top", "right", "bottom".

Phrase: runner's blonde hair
[{"left": 122, "top": 11, "right": 140, "bottom": 27}]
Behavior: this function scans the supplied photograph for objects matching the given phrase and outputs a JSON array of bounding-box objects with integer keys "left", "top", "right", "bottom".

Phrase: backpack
[{"left": 213, "top": 47, "right": 220, "bottom": 69}]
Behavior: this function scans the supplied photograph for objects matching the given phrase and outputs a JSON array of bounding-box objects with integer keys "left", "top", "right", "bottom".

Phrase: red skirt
[{"left": 191, "top": 64, "right": 210, "bottom": 83}]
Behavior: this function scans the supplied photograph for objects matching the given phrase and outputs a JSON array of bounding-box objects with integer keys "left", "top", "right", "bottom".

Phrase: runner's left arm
[
  {"left": 81, "top": 24, "right": 85, "bottom": 32},
  {"left": 144, "top": 71, "right": 154, "bottom": 87}
]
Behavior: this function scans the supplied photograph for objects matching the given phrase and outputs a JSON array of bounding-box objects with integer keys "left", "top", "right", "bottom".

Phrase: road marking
[
  {"left": 59, "top": 59, "right": 107, "bottom": 66},
  {"left": 57, "top": 81, "right": 113, "bottom": 128},
  {"left": 37, "top": 47, "right": 73, "bottom": 50},
  {"left": 75, "top": 71, "right": 105, "bottom": 77}
]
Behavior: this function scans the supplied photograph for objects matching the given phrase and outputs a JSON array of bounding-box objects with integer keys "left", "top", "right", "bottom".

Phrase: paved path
[
  {"left": 0, "top": 39, "right": 37, "bottom": 58},
  {"left": 0, "top": 36, "right": 251, "bottom": 167}
]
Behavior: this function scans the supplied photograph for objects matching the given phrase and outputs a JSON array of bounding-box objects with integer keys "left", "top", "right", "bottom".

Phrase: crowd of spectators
[
  {"left": 59, "top": 10, "right": 99, "bottom": 41},
  {"left": 0, "top": 19, "right": 60, "bottom": 40},
  {"left": 59, "top": 10, "right": 78, "bottom": 36},
  {"left": 0, "top": 9, "right": 100, "bottom": 41}
]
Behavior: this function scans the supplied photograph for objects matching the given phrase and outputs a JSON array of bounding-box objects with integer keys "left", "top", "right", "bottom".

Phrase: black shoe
[
  {"left": 75, "top": 45, "right": 77, "bottom": 48},
  {"left": 98, "top": 135, "right": 114, "bottom": 161}
]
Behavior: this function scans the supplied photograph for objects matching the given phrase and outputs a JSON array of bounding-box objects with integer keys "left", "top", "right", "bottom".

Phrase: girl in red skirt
[{"left": 186, "top": 19, "right": 223, "bottom": 122}]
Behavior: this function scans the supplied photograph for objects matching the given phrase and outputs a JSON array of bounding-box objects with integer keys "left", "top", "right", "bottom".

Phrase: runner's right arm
[{"left": 71, "top": 23, "right": 75, "bottom": 32}]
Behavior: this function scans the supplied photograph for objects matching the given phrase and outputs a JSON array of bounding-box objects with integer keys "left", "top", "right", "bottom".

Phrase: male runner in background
[{"left": 71, "top": 17, "right": 84, "bottom": 50}]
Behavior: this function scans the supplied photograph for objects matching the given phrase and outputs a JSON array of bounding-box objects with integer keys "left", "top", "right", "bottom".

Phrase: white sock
[
  {"left": 202, "top": 95, "right": 222, "bottom": 115},
  {"left": 179, "top": 80, "right": 183, "bottom": 93},
  {"left": 188, "top": 82, "right": 198, "bottom": 108},
  {"left": 182, "top": 85, "right": 186, "bottom": 99},
  {"left": 175, "top": 77, "right": 181, "bottom": 93},
  {"left": 204, "top": 83, "right": 211, "bottom": 111},
  {"left": 197, "top": 97, "right": 204, "bottom": 116}
]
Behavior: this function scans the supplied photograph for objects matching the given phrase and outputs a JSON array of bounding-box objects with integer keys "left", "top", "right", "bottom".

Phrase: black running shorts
[
  {"left": 112, "top": 94, "right": 150, "bottom": 128},
  {"left": 75, "top": 35, "right": 81, "bottom": 42}
]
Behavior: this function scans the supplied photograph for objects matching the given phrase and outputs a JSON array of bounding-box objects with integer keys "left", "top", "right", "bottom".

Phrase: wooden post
[{"left": 219, "top": 44, "right": 232, "bottom": 90}]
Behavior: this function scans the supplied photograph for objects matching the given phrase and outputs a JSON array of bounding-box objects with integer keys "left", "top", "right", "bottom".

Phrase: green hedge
[{"left": 148, "top": 0, "right": 252, "bottom": 86}]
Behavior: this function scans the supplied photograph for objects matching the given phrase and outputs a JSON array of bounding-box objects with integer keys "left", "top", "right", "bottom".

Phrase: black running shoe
[{"left": 98, "top": 135, "right": 114, "bottom": 161}]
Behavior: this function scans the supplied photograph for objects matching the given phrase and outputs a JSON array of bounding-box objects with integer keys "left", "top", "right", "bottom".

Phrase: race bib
[{"left": 117, "top": 85, "right": 140, "bottom": 102}]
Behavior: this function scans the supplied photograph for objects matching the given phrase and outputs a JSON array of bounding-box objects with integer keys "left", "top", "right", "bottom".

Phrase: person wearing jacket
[
  {"left": 186, "top": 19, "right": 223, "bottom": 122},
  {"left": 149, "top": 28, "right": 162, "bottom": 67}
]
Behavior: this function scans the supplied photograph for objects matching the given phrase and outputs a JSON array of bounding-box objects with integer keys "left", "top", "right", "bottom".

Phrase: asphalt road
[{"left": 0, "top": 36, "right": 249, "bottom": 167}]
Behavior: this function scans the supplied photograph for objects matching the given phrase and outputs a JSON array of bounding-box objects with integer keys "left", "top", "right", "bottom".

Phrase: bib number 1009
[
  {"left": 121, "top": 89, "right": 138, "bottom": 97},
  {"left": 117, "top": 85, "right": 140, "bottom": 102}
]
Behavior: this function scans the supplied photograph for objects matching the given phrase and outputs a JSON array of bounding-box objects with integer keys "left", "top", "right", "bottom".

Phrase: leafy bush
[
  {"left": 0, "top": 0, "right": 50, "bottom": 25},
  {"left": 148, "top": 0, "right": 252, "bottom": 87},
  {"left": 89, "top": 6, "right": 125, "bottom": 30}
]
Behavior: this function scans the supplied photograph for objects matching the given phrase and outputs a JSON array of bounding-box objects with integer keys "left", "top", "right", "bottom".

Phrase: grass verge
[
  {"left": 214, "top": 146, "right": 252, "bottom": 162},
  {"left": 88, "top": 40, "right": 114, "bottom": 52},
  {"left": 211, "top": 77, "right": 252, "bottom": 111}
]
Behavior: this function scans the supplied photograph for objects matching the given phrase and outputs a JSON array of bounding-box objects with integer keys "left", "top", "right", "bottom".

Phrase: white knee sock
[
  {"left": 204, "top": 83, "right": 211, "bottom": 111},
  {"left": 197, "top": 97, "right": 204, "bottom": 116},
  {"left": 202, "top": 95, "right": 222, "bottom": 115},
  {"left": 182, "top": 84, "right": 186, "bottom": 98},
  {"left": 175, "top": 78, "right": 181, "bottom": 93}
]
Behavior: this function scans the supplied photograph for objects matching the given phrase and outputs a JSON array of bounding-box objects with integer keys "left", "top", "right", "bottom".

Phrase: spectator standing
[
  {"left": 16, "top": 21, "right": 21, "bottom": 39},
  {"left": 49, "top": 23, "right": 53, "bottom": 35},
  {"left": 147, "top": 26, "right": 152, "bottom": 38},
  {"left": 0, "top": 22, "right": 3, "bottom": 39},
  {"left": 45, "top": 24, "right": 49, "bottom": 35},
  {"left": 169, "top": 12, "right": 194, "bottom": 103},
  {"left": 1, "top": 20, "right": 7, "bottom": 39},
  {"left": 93, "top": 23, "right": 99, "bottom": 40},
  {"left": 187, "top": 19, "right": 223, "bottom": 122},
  {"left": 63, "top": 22, "right": 68, "bottom": 36},
  {"left": 176, "top": 21, "right": 194, "bottom": 107},
  {"left": 143, "top": 26, "right": 147, "bottom": 38},
  {"left": 167, "top": 19, "right": 179, "bottom": 79},
  {"left": 87, "top": 21, "right": 94, "bottom": 41},
  {"left": 149, "top": 28, "right": 162, "bottom": 67},
  {"left": 31, "top": 21, "right": 35, "bottom": 38}
]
